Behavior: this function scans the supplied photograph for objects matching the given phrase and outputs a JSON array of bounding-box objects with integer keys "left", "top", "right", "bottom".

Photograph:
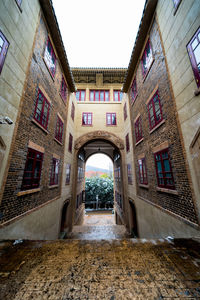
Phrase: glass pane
[
  {"left": 0, "top": 36, "right": 4, "bottom": 51},
  {"left": 100, "top": 91, "right": 104, "bottom": 101},
  {"left": 90, "top": 91, "right": 94, "bottom": 101},
  {"left": 107, "top": 114, "right": 111, "bottom": 124},
  {"left": 162, "top": 152, "right": 168, "bottom": 159},
  {"left": 112, "top": 114, "right": 116, "bottom": 124},
  {"left": 165, "top": 172, "right": 172, "bottom": 178},
  {"left": 156, "top": 161, "right": 162, "bottom": 172},
  {"left": 105, "top": 91, "right": 109, "bottom": 101},
  {"left": 37, "top": 98, "right": 43, "bottom": 112},
  {"left": 81, "top": 91, "right": 85, "bottom": 101},
  {"left": 34, "top": 161, "right": 41, "bottom": 178},
  {"left": 26, "top": 159, "right": 33, "bottom": 171},
  {"left": 194, "top": 44, "right": 200, "bottom": 65},
  {"left": 192, "top": 38, "right": 198, "bottom": 50},
  {"left": 95, "top": 91, "right": 99, "bottom": 100},
  {"left": 76, "top": 91, "right": 80, "bottom": 100}
]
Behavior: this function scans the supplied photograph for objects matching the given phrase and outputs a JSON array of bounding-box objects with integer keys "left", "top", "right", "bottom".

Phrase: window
[
  {"left": 68, "top": 133, "right": 73, "bottom": 153},
  {"left": 76, "top": 90, "right": 86, "bottom": 101},
  {"left": 71, "top": 102, "right": 75, "bottom": 121},
  {"left": 55, "top": 115, "right": 63, "bottom": 143},
  {"left": 65, "top": 164, "right": 71, "bottom": 185},
  {"left": 138, "top": 158, "right": 148, "bottom": 185},
  {"left": 125, "top": 133, "right": 130, "bottom": 152},
  {"left": 44, "top": 37, "right": 56, "bottom": 78},
  {"left": 127, "top": 164, "right": 132, "bottom": 184},
  {"left": 0, "top": 31, "right": 9, "bottom": 75},
  {"left": 172, "top": 0, "right": 181, "bottom": 9},
  {"left": 135, "top": 116, "right": 143, "bottom": 143},
  {"left": 187, "top": 27, "right": 200, "bottom": 88},
  {"left": 34, "top": 89, "right": 50, "bottom": 130},
  {"left": 141, "top": 39, "right": 153, "bottom": 78},
  {"left": 124, "top": 103, "right": 127, "bottom": 120},
  {"left": 113, "top": 90, "right": 123, "bottom": 102},
  {"left": 50, "top": 157, "right": 60, "bottom": 186},
  {"left": 147, "top": 90, "right": 163, "bottom": 130},
  {"left": 106, "top": 113, "right": 116, "bottom": 125},
  {"left": 154, "top": 148, "right": 175, "bottom": 189},
  {"left": 90, "top": 90, "right": 110, "bottom": 102},
  {"left": 21, "top": 148, "right": 43, "bottom": 190},
  {"left": 130, "top": 78, "right": 137, "bottom": 103},
  {"left": 15, "top": 0, "right": 22, "bottom": 6},
  {"left": 82, "top": 112, "right": 92, "bottom": 125},
  {"left": 60, "top": 75, "right": 68, "bottom": 103}
]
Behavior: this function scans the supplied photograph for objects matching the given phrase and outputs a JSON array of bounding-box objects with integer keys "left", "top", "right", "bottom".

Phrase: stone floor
[{"left": 0, "top": 214, "right": 200, "bottom": 299}]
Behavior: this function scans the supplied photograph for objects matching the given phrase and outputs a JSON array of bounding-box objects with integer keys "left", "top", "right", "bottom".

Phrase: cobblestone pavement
[{"left": 0, "top": 238, "right": 200, "bottom": 299}]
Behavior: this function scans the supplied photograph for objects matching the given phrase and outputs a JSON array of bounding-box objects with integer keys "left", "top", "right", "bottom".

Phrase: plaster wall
[
  {"left": 0, "top": 0, "right": 40, "bottom": 201},
  {"left": 132, "top": 196, "right": 200, "bottom": 238},
  {"left": 156, "top": 0, "right": 200, "bottom": 220}
]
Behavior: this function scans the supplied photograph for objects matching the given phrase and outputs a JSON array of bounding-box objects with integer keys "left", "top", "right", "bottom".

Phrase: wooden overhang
[
  {"left": 122, "top": 0, "right": 158, "bottom": 92},
  {"left": 39, "top": 0, "right": 76, "bottom": 92}
]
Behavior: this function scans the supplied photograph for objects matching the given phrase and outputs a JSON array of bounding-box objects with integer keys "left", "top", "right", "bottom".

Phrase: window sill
[
  {"left": 139, "top": 184, "right": 149, "bottom": 189},
  {"left": 156, "top": 187, "right": 178, "bottom": 195},
  {"left": 82, "top": 124, "right": 93, "bottom": 127},
  {"left": 32, "top": 118, "right": 49, "bottom": 134},
  {"left": 17, "top": 188, "right": 40, "bottom": 197},
  {"left": 135, "top": 138, "right": 144, "bottom": 146},
  {"left": 142, "top": 58, "right": 155, "bottom": 82},
  {"left": 149, "top": 119, "right": 165, "bottom": 134},
  {"left": 43, "top": 57, "right": 55, "bottom": 81},
  {"left": 49, "top": 184, "right": 59, "bottom": 189},
  {"left": 194, "top": 87, "right": 200, "bottom": 96},
  {"left": 54, "top": 138, "right": 63, "bottom": 146},
  {"left": 59, "top": 93, "right": 67, "bottom": 105},
  {"left": 106, "top": 124, "right": 117, "bottom": 127}
]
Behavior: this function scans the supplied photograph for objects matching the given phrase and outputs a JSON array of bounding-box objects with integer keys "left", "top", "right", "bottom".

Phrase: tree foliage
[{"left": 85, "top": 176, "right": 113, "bottom": 208}]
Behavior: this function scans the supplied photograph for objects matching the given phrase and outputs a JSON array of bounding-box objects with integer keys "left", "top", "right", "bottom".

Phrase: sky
[
  {"left": 86, "top": 154, "right": 113, "bottom": 170},
  {"left": 52, "top": 0, "right": 146, "bottom": 68}
]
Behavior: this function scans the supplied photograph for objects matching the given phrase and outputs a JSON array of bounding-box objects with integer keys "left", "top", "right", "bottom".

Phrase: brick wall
[
  {"left": 129, "top": 19, "right": 198, "bottom": 224},
  {"left": 0, "top": 15, "right": 69, "bottom": 224}
]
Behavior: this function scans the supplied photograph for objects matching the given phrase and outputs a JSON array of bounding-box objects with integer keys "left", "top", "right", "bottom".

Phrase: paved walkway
[{"left": 0, "top": 238, "right": 200, "bottom": 299}]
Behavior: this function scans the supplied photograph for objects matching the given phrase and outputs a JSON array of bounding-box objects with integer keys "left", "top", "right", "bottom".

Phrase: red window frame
[
  {"left": 44, "top": 37, "right": 56, "bottom": 78},
  {"left": 21, "top": 148, "right": 43, "bottom": 190},
  {"left": 68, "top": 133, "right": 73, "bottom": 153},
  {"left": 124, "top": 103, "right": 127, "bottom": 121},
  {"left": 147, "top": 90, "right": 163, "bottom": 130},
  {"left": 50, "top": 157, "right": 60, "bottom": 186},
  {"left": 76, "top": 90, "right": 86, "bottom": 101},
  {"left": 60, "top": 75, "right": 68, "bottom": 103},
  {"left": 0, "top": 31, "right": 9, "bottom": 75},
  {"left": 130, "top": 78, "right": 137, "bottom": 103},
  {"left": 106, "top": 113, "right": 117, "bottom": 126},
  {"left": 125, "top": 133, "right": 130, "bottom": 152},
  {"left": 55, "top": 115, "right": 63, "bottom": 143},
  {"left": 82, "top": 112, "right": 92, "bottom": 126},
  {"left": 33, "top": 89, "right": 50, "bottom": 130},
  {"left": 187, "top": 27, "right": 200, "bottom": 88},
  {"left": 127, "top": 164, "right": 132, "bottom": 184},
  {"left": 141, "top": 39, "right": 153, "bottom": 78},
  {"left": 89, "top": 90, "right": 110, "bottom": 102},
  {"left": 154, "top": 148, "right": 175, "bottom": 189},
  {"left": 135, "top": 116, "right": 143, "bottom": 143},
  {"left": 113, "top": 90, "right": 122, "bottom": 102},
  {"left": 65, "top": 164, "right": 71, "bottom": 185},
  {"left": 71, "top": 102, "right": 75, "bottom": 121},
  {"left": 138, "top": 158, "right": 148, "bottom": 185}
]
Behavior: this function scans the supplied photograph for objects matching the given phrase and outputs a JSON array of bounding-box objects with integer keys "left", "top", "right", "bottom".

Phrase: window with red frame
[
  {"left": 147, "top": 90, "right": 163, "bottom": 130},
  {"left": 65, "top": 164, "right": 71, "bottom": 185},
  {"left": 50, "top": 157, "right": 59, "bottom": 186},
  {"left": 21, "top": 148, "right": 43, "bottom": 190},
  {"left": 135, "top": 116, "right": 143, "bottom": 143},
  {"left": 138, "top": 158, "right": 148, "bottom": 185},
  {"left": 55, "top": 115, "right": 63, "bottom": 143},
  {"left": 141, "top": 39, "right": 153, "bottom": 78},
  {"left": 60, "top": 75, "right": 68, "bottom": 102},
  {"left": 187, "top": 27, "right": 200, "bottom": 88},
  {"left": 124, "top": 103, "right": 127, "bottom": 120},
  {"left": 130, "top": 78, "right": 137, "bottom": 103},
  {"left": 76, "top": 90, "right": 86, "bottom": 101},
  {"left": 71, "top": 102, "right": 75, "bottom": 121},
  {"left": 106, "top": 113, "right": 116, "bottom": 125},
  {"left": 82, "top": 112, "right": 92, "bottom": 125},
  {"left": 172, "top": 0, "right": 181, "bottom": 9},
  {"left": 113, "top": 90, "right": 123, "bottom": 102},
  {"left": 125, "top": 133, "right": 130, "bottom": 152},
  {"left": 90, "top": 90, "right": 110, "bottom": 102},
  {"left": 0, "top": 31, "right": 9, "bottom": 75},
  {"left": 68, "top": 133, "right": 73, "bottom": 153},
  {"left": 127, "top": 164, "right": 132, "bottom": 184},
  {"left": 154, "top": 148, "right": 175, "bottom": 189},
  {"left": 44, "top": 37, "right": 56, "bottom": 77},
  {"left": 34, "top": 89, "right": 50, "bottom": 130}
]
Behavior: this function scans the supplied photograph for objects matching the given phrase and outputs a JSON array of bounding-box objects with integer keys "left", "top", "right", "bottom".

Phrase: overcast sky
[
  {"left": 52, "top": 0, "right": 146, "bottom": 68},
  {"left": 86, "top": 154, "right": 113, "bottom": 170}
]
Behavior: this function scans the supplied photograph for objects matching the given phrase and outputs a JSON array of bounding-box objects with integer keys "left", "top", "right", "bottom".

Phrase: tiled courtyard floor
[{"left": 0, "top": 237, "right": 200, "bottom": 299}]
